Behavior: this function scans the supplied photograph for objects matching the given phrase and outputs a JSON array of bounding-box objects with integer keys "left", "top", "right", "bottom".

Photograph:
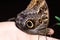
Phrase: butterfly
[{"left": 15, "top": 0, "right": 49, "bottom": 35}]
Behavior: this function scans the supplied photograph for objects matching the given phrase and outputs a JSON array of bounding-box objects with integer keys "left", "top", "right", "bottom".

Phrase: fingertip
[{"left": 47, "top": 28, "right": 54, "bottom": 35}]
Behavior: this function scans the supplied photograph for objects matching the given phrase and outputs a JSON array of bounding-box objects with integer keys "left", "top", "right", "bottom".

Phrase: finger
[{"left": 47, "top": 28, "right": 54, "bottom": 35}]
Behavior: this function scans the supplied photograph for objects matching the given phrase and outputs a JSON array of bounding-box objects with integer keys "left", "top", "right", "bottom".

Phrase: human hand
[{"left": 0, "top": 22, "right": 59, "bottom": 40}]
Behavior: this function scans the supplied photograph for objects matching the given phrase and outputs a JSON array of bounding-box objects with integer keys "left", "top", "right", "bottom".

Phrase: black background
[{"left": 0, "top": 0, "right": 60, "bottom": 39}]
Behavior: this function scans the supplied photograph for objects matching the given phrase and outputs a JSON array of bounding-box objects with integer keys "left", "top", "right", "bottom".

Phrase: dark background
[{"left": 0, "top": 0, "right": 60, "bottom": 39}]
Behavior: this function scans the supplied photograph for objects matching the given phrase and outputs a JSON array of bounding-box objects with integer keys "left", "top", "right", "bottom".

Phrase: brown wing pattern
[{"left": 15, "top": 0, "right": 49, "bottom": 35}]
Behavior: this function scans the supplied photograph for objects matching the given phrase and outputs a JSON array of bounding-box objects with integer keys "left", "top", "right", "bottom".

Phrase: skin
[{"left": 0, "top": 22, "right": 59, "bottom": 40}]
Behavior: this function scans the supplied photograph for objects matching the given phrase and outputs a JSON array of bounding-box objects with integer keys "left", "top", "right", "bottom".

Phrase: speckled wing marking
[{"left": 15, "top": 0, "right": 49, "bottom": 35}]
